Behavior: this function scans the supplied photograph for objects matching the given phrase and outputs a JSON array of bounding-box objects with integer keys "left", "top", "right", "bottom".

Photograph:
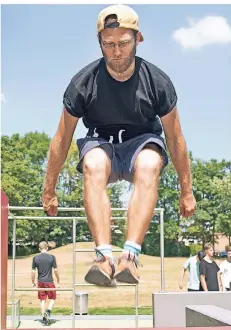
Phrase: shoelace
[
  {"left": 85, "top": 248, "right": 115, "bottom": 274},
  {"left": 117, "top": 251, "right": 143, "bottom": 268},
  {"left": 95, "top": 248, "right": 115, "bottom": 276},
  {"left": 94, "top": 248, "right": 107, "bottom": 263}
]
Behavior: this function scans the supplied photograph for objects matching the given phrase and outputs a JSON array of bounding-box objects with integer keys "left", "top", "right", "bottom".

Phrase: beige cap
[{"left": 97, "top": 4, "right": 144, "bottom": 42}]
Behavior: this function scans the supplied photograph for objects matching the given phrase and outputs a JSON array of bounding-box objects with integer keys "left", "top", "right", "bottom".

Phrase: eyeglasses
[{"left": 102, "top": 37, "right": 134, "bottom": 49}]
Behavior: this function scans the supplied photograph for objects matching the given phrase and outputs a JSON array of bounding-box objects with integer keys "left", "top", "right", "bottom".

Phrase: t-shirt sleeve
[
  {"left": 63, "top": 80, "right": 85, "bottom": 118},
  {"left": 199, "top": 260, "right": 206, "bottom": 276},
  {"left": 156, "top": 78, "right": 177, "bottom": 118},
  {"left": 52, "top": 256, "right": 57, "bottom": 268},
  {"left": 32, "top": 257, "right": 36, "bottom": 270},
  {"left": 215, "top": 262, "right": 220, "bottom": 273},
  {"left": 219, "top": 262, "right": 224, "bottom": 273},
  {"left": 183, "top": 258, "right": 190, "bottom": 270}
]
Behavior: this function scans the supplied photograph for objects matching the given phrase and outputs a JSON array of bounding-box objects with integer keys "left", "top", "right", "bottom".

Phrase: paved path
[{"left": 7, "top": 315, "right": 153, "bottom": 328}]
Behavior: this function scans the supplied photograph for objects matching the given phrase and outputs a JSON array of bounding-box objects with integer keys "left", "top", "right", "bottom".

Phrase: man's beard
[{"left": 102, "top": 44, "right": 136, "bottom": 74}]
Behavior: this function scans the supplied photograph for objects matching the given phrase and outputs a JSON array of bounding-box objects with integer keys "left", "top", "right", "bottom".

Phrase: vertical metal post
[
  {"left": 135, "top": 284, "right": 139, "bottom": 328},
  {"left": 18, "top": 299, "right": 21, "bottom": 328},
  {"left": 72, "top": 218, "right": 76, "bottom": 328},
  {"left": 160, "top": 209, "right": 165, "bottom": 292},
  {"left": 11, "top": 217, "right": 16, "bottom": 328}
]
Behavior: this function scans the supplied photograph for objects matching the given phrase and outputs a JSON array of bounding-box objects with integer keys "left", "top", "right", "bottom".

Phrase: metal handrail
[
  {"left": 15, "top": 288, "right": 73, "bottom": 291},
  {"left": 9, "top": 206, "right": 164, "bottom": 212},
  {"left": 8, "top": 206, "right": 165, "bottom": 329},
  {"left": 8, "top": 216, "right": 128, "bottom": 220},
  {"left": 75, "top": 248, "right": 123, "bottom": 252}
]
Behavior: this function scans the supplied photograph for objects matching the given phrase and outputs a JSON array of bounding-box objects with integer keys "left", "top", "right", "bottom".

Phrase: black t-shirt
[
  {"left": 199, "top": 259, "right": 220, "bottom": 291},
  {"left": 63, "top": 56, "right": 177, "bottom": 143},
  {"left": 32, "top": 253, "right": 57, "bottom": 283}
]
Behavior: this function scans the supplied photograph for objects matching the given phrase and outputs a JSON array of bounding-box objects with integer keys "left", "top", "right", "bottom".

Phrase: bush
[
  {"left": 165, "top": 242, "right": 190, "bottom": 257},
  {"left": 188, "top": 243, "right": 203, "bottom": 256},
  {"left": 16, "top": 246, "right": 32, "bottom": 256}
]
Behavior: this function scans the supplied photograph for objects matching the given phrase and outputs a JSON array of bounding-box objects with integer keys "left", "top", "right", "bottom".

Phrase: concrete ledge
[
  {"left": 186, "top": 305, "right": 231, "bottom": 327},
  {"left": 153, "top": 291, "right": 231, "bottom": 327}
]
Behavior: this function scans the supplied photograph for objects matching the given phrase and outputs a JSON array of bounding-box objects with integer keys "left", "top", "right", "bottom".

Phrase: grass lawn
[
  {"left": 7, "top": 306, "right": 152, "bottom": 315},
  {"left": 7, "top": 242, "right": 223, "bottom": 310}
]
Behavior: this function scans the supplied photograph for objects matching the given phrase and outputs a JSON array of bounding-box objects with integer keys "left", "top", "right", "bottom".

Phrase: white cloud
[
  {"left": 172, "top": 16, "right": 231, "bottom": 49},
  {"left": 1, "top": 92, "right": 7, "bottom": 103}
]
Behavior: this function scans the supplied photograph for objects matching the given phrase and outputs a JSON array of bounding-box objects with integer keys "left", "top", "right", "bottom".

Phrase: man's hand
[
  {"left": 179, "top": 192, "right": 196, "bottom": 218},
  {"left": 32, "top": 283, "right": 36, "bottom": 287},
  {"left": 179, "top": 283, "right": 183, "bottom": 289},
  {"left": 56, "top": 283, "right": 61, "bottom": 288},
  {"left": 42, "top": 190, "right": 58, "bottom": 216}
]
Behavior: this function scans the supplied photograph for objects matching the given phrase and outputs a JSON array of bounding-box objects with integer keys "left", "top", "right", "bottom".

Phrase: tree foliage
[{"left": 1, "top": 132, "right": 230, "bottom": 256}]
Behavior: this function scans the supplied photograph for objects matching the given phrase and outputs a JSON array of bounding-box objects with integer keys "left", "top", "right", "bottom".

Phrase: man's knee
[
  {"left": 134, "top": 146, "right": 163, "bottom": 180},
  {"left": 83, "top": 147, "right": 111, "bottom": 180}
]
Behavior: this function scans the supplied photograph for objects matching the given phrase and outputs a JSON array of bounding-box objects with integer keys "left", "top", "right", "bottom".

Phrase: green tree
[
  {"left": 181, "top": 159, "right": 231, "bottom": 247},
  {"left": 212, "top": 174, "right": 231, "bottom": 244},
  {"left": 1, "top": 132, "right": 125, "bottom": 251}
]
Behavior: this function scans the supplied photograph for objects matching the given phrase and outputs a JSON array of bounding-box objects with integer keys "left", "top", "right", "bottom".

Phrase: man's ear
[{"left": 136, "top": 32, "right": 142, "bottom": 45}]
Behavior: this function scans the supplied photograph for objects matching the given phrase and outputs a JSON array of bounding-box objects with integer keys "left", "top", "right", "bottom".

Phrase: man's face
[
  {"left": 227, "top": 251, "right": 231, "bottom": 261},
  {"left": 100, "top": 27, "right": 139, "bottom": 73},
  {"left": 206, "top": 247, "right": 214, "bottom": 257}
]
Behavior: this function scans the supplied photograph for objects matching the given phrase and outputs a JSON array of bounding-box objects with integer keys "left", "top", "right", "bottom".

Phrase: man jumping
[{"left": 42, "top": 4, "right": 196, "bottom": 286}]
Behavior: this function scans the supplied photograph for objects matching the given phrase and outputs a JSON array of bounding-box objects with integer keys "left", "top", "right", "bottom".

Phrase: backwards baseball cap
[{"left": 97, "top": 4, "right": 144, "bottom": 42}]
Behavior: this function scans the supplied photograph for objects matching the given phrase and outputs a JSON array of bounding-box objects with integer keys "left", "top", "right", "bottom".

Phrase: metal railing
[
  {"left": 8, "top": 206, "right": 165, "bottom": 328},
  {"left": 7, "top": 299, "right": 20, "bottom": 328}
]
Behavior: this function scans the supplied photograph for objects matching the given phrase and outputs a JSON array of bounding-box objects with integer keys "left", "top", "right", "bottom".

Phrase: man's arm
[
  {"left": 31, "top": 257, "right": 36, "bottom": 286},
  {"left": 179, "top": 268, "right": 187, "bottom": 289},
  {"left": 220, "top": 272, "right": 226, "bottom": 291},
  {"left": 200, "top": 275, "right": 208, "bottom": 291},
  {"left": 179, "top": 258, "right": 189, "bottom": 289},
  {"left": 52, "top": 256, "right": 60, "bottom": 287},
  {"left": 42, "top": 109, "right": 78, "bottom": 215},
  {"left": 54, "top": 268, "right": 60, "bottom": 287},
  {"left": 31, "top": 270, "right": 36, "bottom": 286},
  {"left": 199, "top": 261, "right": 208, "bottom": 291},
  {"left": 160, "top": 107, "right": 196, "bottom": 217}
]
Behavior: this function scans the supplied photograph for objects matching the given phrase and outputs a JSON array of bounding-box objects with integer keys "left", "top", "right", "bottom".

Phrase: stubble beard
[{"left": 102, "top": 44, "right": 136, "bottom": 74}]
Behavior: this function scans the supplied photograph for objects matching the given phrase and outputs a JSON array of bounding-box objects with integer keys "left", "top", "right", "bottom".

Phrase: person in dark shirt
[
  {"left": 42, "top": 4, "right": 196, "bottom": 286},
  {"left": 31, "top": 241, "right": 60, "bottom": 325},
  {"left": 200, "top": 243, "right": 220, "bottom": 291}
]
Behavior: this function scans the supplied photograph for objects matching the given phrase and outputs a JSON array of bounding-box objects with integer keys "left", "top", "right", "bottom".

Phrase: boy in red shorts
[{"left": 31, "top": 241, "right": 60, "bottom": 325}]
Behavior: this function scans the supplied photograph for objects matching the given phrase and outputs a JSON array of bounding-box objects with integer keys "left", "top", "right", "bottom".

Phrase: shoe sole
[
  {"left": 114, "top": 269, "right": 139, "bottom": 284},
  {"left": 85, "top": 265, "right": 112, "bottom": 286}
]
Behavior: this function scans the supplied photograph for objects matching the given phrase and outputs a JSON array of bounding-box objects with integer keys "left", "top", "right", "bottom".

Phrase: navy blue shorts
[{"left": 76, "top": 133, "right": 168, "bottom": 183}]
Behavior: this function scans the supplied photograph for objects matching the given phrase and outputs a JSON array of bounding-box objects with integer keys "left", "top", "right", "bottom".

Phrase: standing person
[
  {"left": 199, "top": 243, "right": 220, "bottom": 291},
  {"left": 42, "top": 4, "right": 196, "bottom": 286},
  {"left": 31, "top": 241, "right": 60, "bottom": 325},
  {"left": 220, "top": 246, "right": 231, "bottom": 291},
  {"left": 179, "top": 250, "right": 205, "bottom": 291}
]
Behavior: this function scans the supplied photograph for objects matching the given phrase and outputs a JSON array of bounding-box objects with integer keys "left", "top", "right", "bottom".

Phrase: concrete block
[
  {"left": 153, "top": 291, "right": 231, "bottom": 327},
  {"left": 186, "top": 305, "right": 231, "bottom": 327}
]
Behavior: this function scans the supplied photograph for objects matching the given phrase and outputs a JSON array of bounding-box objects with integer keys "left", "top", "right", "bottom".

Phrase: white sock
[
  {"left": 123, "top": 241, "right": 141, "bottom": 258},
  {"left": 96, "top": 244, "right": 113, "bottom": 261}
]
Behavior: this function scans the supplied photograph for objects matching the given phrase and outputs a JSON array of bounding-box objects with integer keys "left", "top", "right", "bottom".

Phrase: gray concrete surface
[
  {"left": 186, "top": 305, "right": 231, "bottom": 327},
  {"left": 6, "top": 315, "right": 153, "bottom": 329},
  {"left": 153, "top": 291, "right": 231, "bottom": 328}
]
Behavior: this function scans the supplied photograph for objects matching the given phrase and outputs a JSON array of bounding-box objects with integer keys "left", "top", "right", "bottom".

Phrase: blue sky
[{"left": 1, "top": 4, "right": 231, "bottom": 161}]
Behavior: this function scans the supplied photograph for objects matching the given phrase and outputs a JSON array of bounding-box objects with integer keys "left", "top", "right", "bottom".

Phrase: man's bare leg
[
  {"left": 83, "top": 147, "right": 115, "bottom": 285},
  {"left": 114, "top": 145, "right": 163, "bottom": 283},
  {"left": 127, "top": 145, "right": 163, "bottom": 243},
  {"left": 83, "top": 147, "right": 111, "bottom": 245}
]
